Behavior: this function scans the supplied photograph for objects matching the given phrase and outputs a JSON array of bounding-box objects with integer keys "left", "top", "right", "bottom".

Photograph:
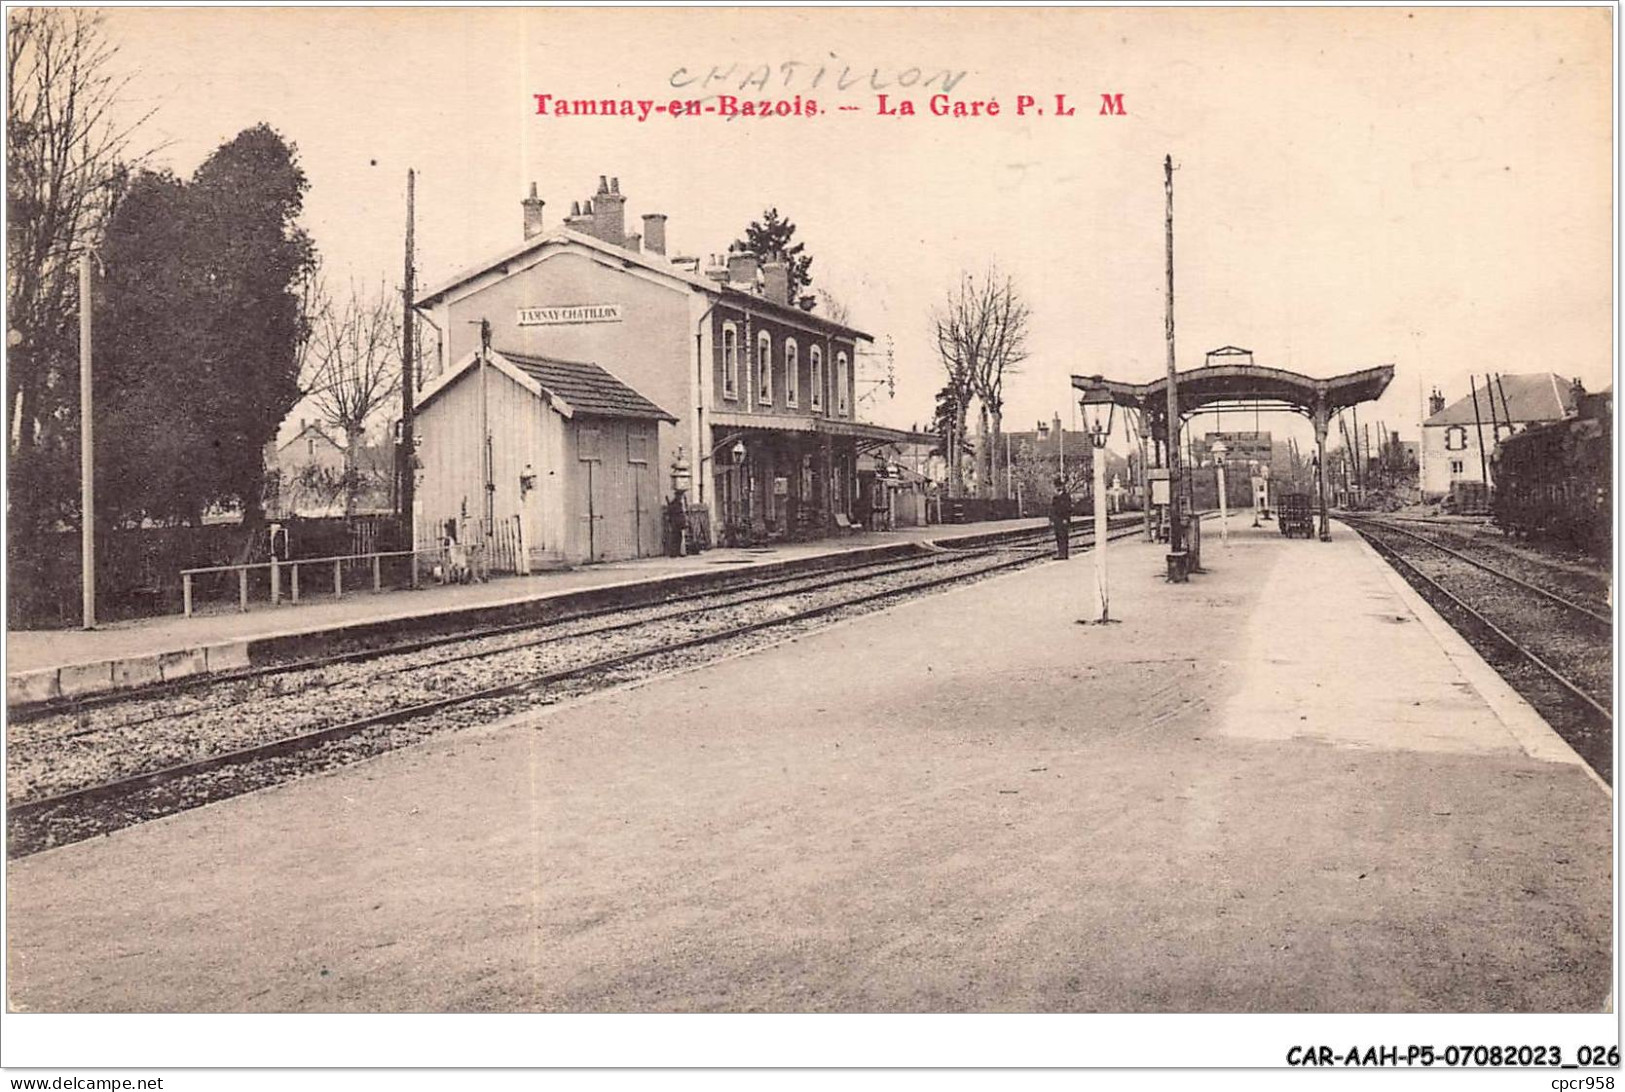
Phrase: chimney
[
  {"left": 727, "top": 251, "right": 760, "bottom": 288},
  {"left": 624, "top": 232, "right": 642, "bottom": 253},
  {"left": 642, "top": 213, "right": 667, "bottom": 255},
  {"left": 591, "top": 174, "right": 626, "bottom": 245},
  {"left": 704, "top": 254, "right": 730, "bottom": 285},
  {"left": 564, "top": 199, "right": 594, "bottom": 234},
  {"left": 762, "top": 258, "right": 789, "bottom": 304},
  {"left": 1427, "top": 387, "right": 1445, "bottom": 416},
  {"left": 521, "top": 182, "right": 545, "bottom": 240}
]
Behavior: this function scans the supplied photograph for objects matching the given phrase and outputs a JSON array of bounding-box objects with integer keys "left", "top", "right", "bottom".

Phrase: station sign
[{"left": 518, "top": 304, "right": 622, "bottom": 326}]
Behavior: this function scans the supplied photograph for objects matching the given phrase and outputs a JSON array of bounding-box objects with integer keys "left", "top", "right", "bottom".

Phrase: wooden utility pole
[
  {"left": 79, "top": 251, "right": 95, "bottom": 630},
  {"left": 1468, "top": 376, "right": 1490, "bottom": 487},
  {"left": 400, "top": 169, "right": 417, "bottom": 543},
  {"left": 1163, "top": 154, "right": 1186, "bottom": 578}
]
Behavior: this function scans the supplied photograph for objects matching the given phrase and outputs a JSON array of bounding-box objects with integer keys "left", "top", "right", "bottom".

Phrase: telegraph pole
[
  {"left": 1163, "top": 154, "right": 1187, "bottom": 580},
  {"left": 400, "top": 169, "right": 417, "bottom": 542},
  {"left": 79, "top": 251, "right": 96, "bottom": 629}
]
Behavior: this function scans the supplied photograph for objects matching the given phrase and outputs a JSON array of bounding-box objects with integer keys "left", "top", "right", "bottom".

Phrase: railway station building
[{"left": 412, "top": 175, "right": 924, "bottom": 562}]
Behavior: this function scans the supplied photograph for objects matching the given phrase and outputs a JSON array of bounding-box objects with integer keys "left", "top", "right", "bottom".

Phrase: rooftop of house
[
  {"left": 414, "top": 175, "right": 872, "bottom": 343},
  {"left": 1425, "top": 373, "right": 1578, "bottom": 427}
]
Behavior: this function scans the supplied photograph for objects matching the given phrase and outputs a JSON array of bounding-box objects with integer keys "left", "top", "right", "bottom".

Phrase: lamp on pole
[
  {"left": 1079, "top": 382, "right": 1117, "bottom": 624},
  {"left": 1211, "top": 439, "right": 1230, "bottom": 547}
]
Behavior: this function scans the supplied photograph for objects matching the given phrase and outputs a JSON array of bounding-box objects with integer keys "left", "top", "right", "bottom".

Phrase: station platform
[
  {"left": 6, "top": 516, "right": 1062, "bottom": 704},
  {"left": 5, "top": 516, "right": 1610, "bottom": 1021}
]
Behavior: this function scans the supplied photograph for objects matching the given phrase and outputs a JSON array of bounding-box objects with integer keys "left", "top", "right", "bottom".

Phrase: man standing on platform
[{"left": 1050, "top": 475, "right": 1072, "bottom": 559}]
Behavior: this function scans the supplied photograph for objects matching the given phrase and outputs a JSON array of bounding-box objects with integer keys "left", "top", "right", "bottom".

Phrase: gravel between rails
[
  {"left": 1353, "top": 514, "right": 1611, "bottom": 613},
  {"left": 1348, "top": 521, "right": 1613, "bottom": 784},
  {"left": 8, "top": 529, "right": 1143, "bottom": 856}
]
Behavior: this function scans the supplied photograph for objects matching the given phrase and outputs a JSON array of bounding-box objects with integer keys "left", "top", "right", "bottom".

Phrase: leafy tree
[
  {"left": 95, "top": 124, "right": 316, "bottom": 528},
  {"left": 188, "top": 124, "right": 316, "bottom": 526},
  {"left": 96, "top": 169, "right": 210, "bottom": 526},
  {"left": 731, "top": 207, "right": 813, "bottom": 308}
]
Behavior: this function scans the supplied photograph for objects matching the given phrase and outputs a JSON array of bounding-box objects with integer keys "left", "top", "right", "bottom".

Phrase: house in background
[
  {"left": 1420, "top": 373, "right": 1579, "bottom": 499},
  {"left": 265, "top": 419, "right": 393, "bottom": 518}
]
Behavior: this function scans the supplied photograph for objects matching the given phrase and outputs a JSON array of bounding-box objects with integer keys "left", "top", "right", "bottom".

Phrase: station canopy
[{"left": 1070, "top": 347, "right": 1394, "bottom": 439}]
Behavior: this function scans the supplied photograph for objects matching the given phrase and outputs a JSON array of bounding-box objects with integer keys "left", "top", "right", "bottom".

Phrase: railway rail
[
  {"left": 1341, "top": 514, "right": 1613, "bottom": 783},
  {"left": 9, "top": 514, "right": 1159, "bottom": 857},
  {"left": 10, "top": 517, "right": 1110, "bottom": 725}
]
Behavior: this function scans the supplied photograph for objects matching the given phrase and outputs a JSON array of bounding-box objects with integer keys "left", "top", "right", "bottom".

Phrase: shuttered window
[
  {"left": 578, "top": 427, "right": 602, "bottom": 461},
  {"left": 627, "top": 429, "right": 649, "bottom": 464}
]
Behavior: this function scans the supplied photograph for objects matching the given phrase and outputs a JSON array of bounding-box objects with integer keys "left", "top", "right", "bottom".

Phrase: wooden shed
[{"left": 414, "top": 348, "right": 676, "bottom": 567}]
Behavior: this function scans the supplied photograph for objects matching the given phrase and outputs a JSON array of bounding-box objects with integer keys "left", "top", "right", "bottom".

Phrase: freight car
[{"left": 1491, "top": 385, "right": 1611, "bottom": 560}]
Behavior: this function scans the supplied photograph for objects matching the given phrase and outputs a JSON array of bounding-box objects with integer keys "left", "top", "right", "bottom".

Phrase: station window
[
  {"left": 758, "top": 331, "right": 773, "bottom": 405},
  {"left": 722, "top": 322, "right": 739, "bottom": 400},
  {"left": 579, "top": 428, "right": 602, "bottom": 462},
  {"left": 836, "top": 351, "right": 849, "bottom": 416},
  {"left": 1449, "top": 458, "right": 1464, "bottom": 475},
  {"left": 1444, "top": 425, "right": 1467, "bottom": 452},
  {"left": 627, "top": 429, "right": 649, "bottom": 464},
  {"left": 785, "top": 339, "right": 799, "bottom": 407},
  {"left": 809, "top": 345, "right": 823, "bottom": 410}
]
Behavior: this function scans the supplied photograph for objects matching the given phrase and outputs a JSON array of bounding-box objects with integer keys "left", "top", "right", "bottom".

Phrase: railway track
[
  {"left": 1341, "top": 514, "right": 1613, "bottom": 783},
  {"left": 8, "top": 515, "right": 1155, "bottom": 857},
  {"left": 10, "top": 517, "right": 1102, "bottom": 725}
]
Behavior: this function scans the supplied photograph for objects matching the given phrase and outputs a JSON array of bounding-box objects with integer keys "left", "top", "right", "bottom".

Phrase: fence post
[
  {"left": 410, "top": 550, "right": 419, "bottom": 589},
  {"left": 271, "top": 557, "right": 281, "bottom": 605},
  {"left": 373, "top": 554, "right": 381, "bottom": 592},
  {"left": 291, "top": 563, "right": 300, "bottom": 604},
  {"left": 334, "top": 559, "right": 343, "bottom": 600},
  {"left": 183, "top": 574, "right": 193, "bottom": 618},
  {"left": 239, "top": 568, "right": 249, "bottom": 612}
]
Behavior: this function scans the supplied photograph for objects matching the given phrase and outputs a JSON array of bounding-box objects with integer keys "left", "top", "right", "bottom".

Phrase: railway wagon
[{"left": 1491, "top": 387, "right": 1611, "bottom": 560}]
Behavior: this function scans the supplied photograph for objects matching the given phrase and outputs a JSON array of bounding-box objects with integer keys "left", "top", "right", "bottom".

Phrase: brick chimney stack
[
  {"left": 1427, "top": 387, "right": 1445, "bottom": 417},
  {"left": 564, "top": 199, "right": 594, "bottom": 234},
  {"left": 590, "top": 175, "right": 626, "bottom": 246},
  {"left": 522, "top": 182, "right": 546, "bottom": 240},
  {"left": 727, "top": 252, "right": 760, "bottom": 289},
  {"left": 703, "top": 254, "right": 730, "bottom": 285},
  {"left": 762, "top": 258, "right": 789, "bottom": 304},
  {"left": 642, "top": 213, "right": 667, "bottom": 255}
]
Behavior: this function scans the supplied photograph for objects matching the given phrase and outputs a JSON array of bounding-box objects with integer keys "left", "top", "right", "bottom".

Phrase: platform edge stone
[
  {"left": 205, "top": 641, "right": 250, "bottom": 673},
  {"left": 57, "top": 660, "right": 113, "bottom": 698},
  {"left": 7, "top": 667, "right": 61, "bottom": 706},
  {"left": 158, "top": 648, "right": 209, "bottom": 682}
]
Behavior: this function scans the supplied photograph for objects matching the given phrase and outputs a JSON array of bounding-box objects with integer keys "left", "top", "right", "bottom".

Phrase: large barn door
[{"left": 578, "top": 428, "right": 604, "bottom": 561}]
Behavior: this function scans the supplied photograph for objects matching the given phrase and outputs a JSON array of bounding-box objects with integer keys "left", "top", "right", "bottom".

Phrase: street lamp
[
  {"left": 1211, "top": 439, "right": 1230, "bottom": 547},
  {"left": 1079, "top": 382, "right": 1117, "bottom": 624}
]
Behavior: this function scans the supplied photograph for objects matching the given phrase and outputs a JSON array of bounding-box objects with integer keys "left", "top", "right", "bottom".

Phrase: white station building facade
[{"left": 411, "top": 175, "right": 922, "bottom": 567}]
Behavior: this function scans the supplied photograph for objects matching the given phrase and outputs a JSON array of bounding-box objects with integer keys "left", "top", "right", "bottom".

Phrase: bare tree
[
  {"left": 932, "top": 265, "right": 1029, "bottom": 498},
  {"left": 6, "top": 8, "right": 152, "bottom": 526},
  {"left": 302, "top": 281, "right": 401, "bottom": 517},
  {"left": 816, "top": 288, "right": 851, "bottom": 327}
]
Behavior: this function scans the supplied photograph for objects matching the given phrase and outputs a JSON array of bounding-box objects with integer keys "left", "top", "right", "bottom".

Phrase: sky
[{"left": 100, "top": 5, "right": 1614, "bottom": 457}]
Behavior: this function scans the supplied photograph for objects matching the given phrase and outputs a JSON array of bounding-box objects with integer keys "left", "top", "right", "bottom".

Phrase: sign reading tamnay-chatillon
[{"left": 518, "top": 304, "right": 622, "bottom": 326}]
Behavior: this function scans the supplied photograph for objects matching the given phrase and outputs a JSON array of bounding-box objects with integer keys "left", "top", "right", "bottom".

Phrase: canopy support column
[{"left": 1313, "top": 401, "right": 1331, "bottom": 541}]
